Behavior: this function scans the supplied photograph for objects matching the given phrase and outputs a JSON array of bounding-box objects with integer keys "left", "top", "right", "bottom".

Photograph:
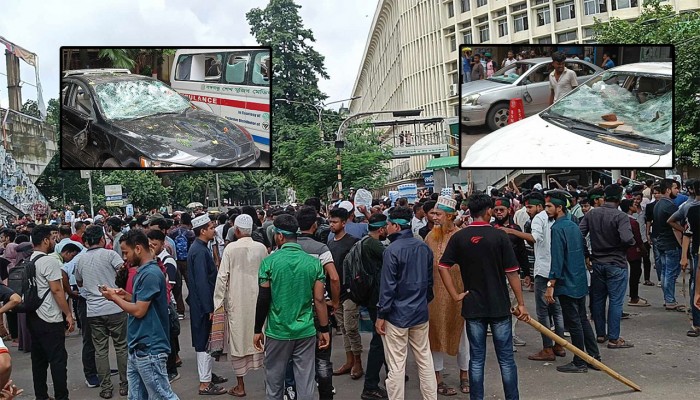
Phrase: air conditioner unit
[{"left": 449, "top": 83, "right": 459, "bottom": 97}]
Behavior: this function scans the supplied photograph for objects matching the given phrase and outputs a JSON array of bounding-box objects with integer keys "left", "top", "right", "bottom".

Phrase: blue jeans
[
  {"left": 690, "top": 254, "right": 700, "bottom": 327},
  {"left": 127, "top": 350, "right": 179, "bottom": 400},
  {"left": 653, "top": 244, "right": 662, "bottom": 282},
  {"left": 659, "top": 247, "right": 682, "bottom": 305},
  {"left": 590, "top": 263, "right": 628, "bottom": 341},
  {"left": 466, "top": 317, "right": 519, "bottom": 400}
]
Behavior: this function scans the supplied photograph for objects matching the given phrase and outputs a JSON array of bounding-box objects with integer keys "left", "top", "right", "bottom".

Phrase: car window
[
  {"left": 93, "top": 79, "right": 191, "bottom": 120},
  {"left": 225, "top": 52, "right": 249, "bottom": 84},
  {"left": 251, "top": 52, "right": 270, "bottom": 86},
  {"left": 175, "top": 53, "right": 224, "bottom": 82},
  {"left": 566, "top": 62, "right": 596, "bottom": 77},
  {"left": 204, "top": 54, "right": 223, "bottom": 82},
  {"left": 489, "top": 62, "right": 532, "bottom": 84},
  {"left": 523, "top": 64, "right": 551, "bottom": 84},
  {"left": 63, "top": 82, "right": 94, "bottom": 116}
]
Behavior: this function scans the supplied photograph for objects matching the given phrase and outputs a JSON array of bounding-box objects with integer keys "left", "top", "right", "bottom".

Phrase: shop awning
[{"left": 426, "top": 156, "right": 459, "bottom": 170}]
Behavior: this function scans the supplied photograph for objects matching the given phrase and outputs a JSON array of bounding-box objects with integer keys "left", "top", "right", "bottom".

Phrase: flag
[{"left": 0, "top": 36, "right": 45, "bottom": 120}]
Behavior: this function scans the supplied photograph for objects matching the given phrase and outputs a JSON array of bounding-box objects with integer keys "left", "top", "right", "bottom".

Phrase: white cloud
[{"left": 0, "top": 0, "right": 377, "bottom": 111}]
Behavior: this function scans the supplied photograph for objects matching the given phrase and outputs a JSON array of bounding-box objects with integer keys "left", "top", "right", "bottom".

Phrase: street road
[
  {"left": 8, "top": 278, "right": 700, "bottom": 399},
  {"left": 460, "top": 124, "right": 490, "bottom": 164}
]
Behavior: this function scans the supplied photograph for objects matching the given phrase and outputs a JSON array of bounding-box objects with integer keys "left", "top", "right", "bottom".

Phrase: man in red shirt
[{"left": 71, "top": 221, "right": 87, "bottom": 244}]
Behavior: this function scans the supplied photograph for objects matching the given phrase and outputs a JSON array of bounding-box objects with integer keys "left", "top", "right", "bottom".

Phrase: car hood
[
  {"left": 461, "top": 115, "right": 667, "bottom": 168},
  {"left": 109, "top": 109, "right": 255, "bottom": 165},
  {"left": 462, "top": 80, "right": 510, "bottom": 96}
]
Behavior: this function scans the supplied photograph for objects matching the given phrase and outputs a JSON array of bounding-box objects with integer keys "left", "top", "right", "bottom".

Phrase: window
[
  {"left": 496, "top": 10, "right": 507, "bottom": 17},
  {"left": 477, "top": 0, "right": 488, "bottom": 7},
  {"left": 447, "top": 1, "right": 455, "bottom": 18},
  {"left": 612, "top": 0, "right": 638, "bottom": 10},
  {"left": 535, "top": 0, "right": 548, "bottom": 4},
  {"left": 175, "top": 52, "right": 225, "bottom": 82},
  {"left": 566, "top": 62, "right": 597, "bottom": 77},
  {"left": 225, "top": 53, "right": 249, "bottom": 84},
  {"left": 479, "top": 24, "right": 490, "bottom": 42},
  {"left": 583, "top": 26, "right": 595, "bottom": 37},
  {"left": 498, "top": 19, "right": 508, "bottom": 37},
  {"left": 585, "top": 0, "right": 608, "bottom": 14},
  {"left": 538, "top": 36, "right": 553, "bottom": 44},
  {"left": 556, "top": 1, "right": 575, "bottom": 22},
  {"left": 463, "top": 30, "right": 473, "bottom": 44},
  {"left": 251, "top": 51, "right": 271, "bottom": 86},
  {"left": 512, "top": 3, "right": 527, "bottom": 12},
  {"left": 450, "top": 35, "right": 457, "bottom": 51},
  {"left": 514, "top": 13, "right": 529, "bottom": 32},
  {"left": 461, "top": 0, "right": 470, "bottom": 13},
  {"left": 557, "top": 30, "right": 577, "bottom": 42},
  {"left": 477, "top": 16, "right": 488, "bottom": 24},
  {"left": 537, "top": 7, "right": 551, "bottom": 26}
]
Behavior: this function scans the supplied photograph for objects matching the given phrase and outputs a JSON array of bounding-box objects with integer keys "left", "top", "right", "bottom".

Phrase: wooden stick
[{"left": 512, "top": 307, "right": 641, "bottom": 392}]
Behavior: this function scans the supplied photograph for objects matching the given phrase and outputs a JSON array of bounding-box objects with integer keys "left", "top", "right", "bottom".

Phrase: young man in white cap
[
  {"left": 328, "top": 201, "right": 368, "bottom": 242},
  {"left": 213, "top": 214, "right": 268, "bottom": 397},
  {"left": 187, "top": 214, "right": 228, "bottom": 395}
]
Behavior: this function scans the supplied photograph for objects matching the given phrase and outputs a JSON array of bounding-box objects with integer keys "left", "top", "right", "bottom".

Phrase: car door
[
  {"left": 521, "top": 63, "right": 553, "bottom": 116},
  {"left": 566, "top": 61, "right": 597, "bottom": 85},
  {"left": 61, "top": 81, "right": 98, "bottom": 167}
]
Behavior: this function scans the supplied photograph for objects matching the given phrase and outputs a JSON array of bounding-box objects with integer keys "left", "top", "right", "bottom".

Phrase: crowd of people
[{"left": 0, "top": 174, "right": 697, "bottom": 400}]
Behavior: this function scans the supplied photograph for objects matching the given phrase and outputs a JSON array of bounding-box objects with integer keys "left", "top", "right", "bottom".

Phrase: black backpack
[
  {"left": 343, "top": 237, "right": 377, "bottom": 307},
  {"left": 8, "top": 254, "right": 49, "bottom": 313}
]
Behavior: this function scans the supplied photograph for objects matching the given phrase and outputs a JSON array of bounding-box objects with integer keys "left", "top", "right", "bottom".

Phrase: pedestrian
[
  {"left": 411, "top": 203, "right": 427, "bottom": 237},
  {"left": 418, "top": 200, "right": 437, "bottom": 239},
  {"left": 187, "top": 214, "right": 228, "bottom": 395},
  {"left": 484, "top": 53, "right": 495, "bottom": 78},
  {"left": 375, "top": 207, "right": 437, "bottom": 400},
  {"left": 426, "top": 197, "right": 469, "bottom": 396},
  {"left": 580, "top": 184, "right": 636, "bottom": 348},
  {"left": 213, "top": 214, "right": 267, "bottom": 397},
  {"left": 544, "top": 190, "right": 601, "bottom": 373},
  {"left": 462, "top": 48, "right": 472, "bottom": 83},
  {"left": 471, "top": 54, "right": 485, "bottom": 81},
  {"left": 601, "top": 53, "right": 615, "bottom": 70},
  {"left": 645, "top": 185, "right": 662, "bottom": 284},
  {"left": 681, "top": 179, "right": 700, "bottom": 336},
  {"left": 652, "top": 179, "right": 684, "bottom": 311},
  {"left": 101, "top": 229, "right": 179, "bottom": 400},
  {"left": 253, "top": 214, "right": 330, "bottom": 400},
  {"left": 327, "top": 207, "right": 363, "bottom": 379},
  {"left": 27, "top": 225, "right": 75, "bottom": 400},
  {"left": 169, "top": 214, "right": 194, "bottom": 320},
  {"left": 438, "top": 193, "right": 530, "bottom": 400},
  {"left": 620, "top": 199, "right": 650, "bottom": 307},
  {"left": 75, "top": 225, "right": 128, "bottom": 398},
  {"left": 549, "top": 51, "right": 578, "bottom": 105},
  {"left": 502, "top": 50, "right": 516, "bottom": 69}
]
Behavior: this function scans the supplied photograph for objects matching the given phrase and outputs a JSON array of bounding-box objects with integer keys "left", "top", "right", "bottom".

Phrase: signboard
[
  {"left": 422, "top": 170, "right": 435, "bottom": 188},
  {"left": 393, "top": 144, "right": 448, "bottom": 157},
  {"left": 125, "top": 204, "right": 134, "bottom": 216},
  {"left": 80, "top": 170, "right": 91, "bottom": 179},
  {"left": 104, "top": 185, "right": 123, "bottom": 197},
  {"left": 105, "top": 195, "right": 123, "bottom": 201},
  {"left": 106, "top": 200, "right": 125, "bottom": 207}
]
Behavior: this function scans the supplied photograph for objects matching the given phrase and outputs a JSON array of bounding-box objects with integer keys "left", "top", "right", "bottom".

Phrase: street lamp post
[
  {"left": 334, "top": 109, "right": 423, "bottom": 198},
  {"left": 273, "top": 96, "right": 362, "bottom": 140}
]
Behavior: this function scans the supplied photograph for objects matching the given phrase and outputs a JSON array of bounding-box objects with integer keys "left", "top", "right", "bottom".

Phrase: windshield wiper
[
  {"left": 604, "top": 132, "right": 666, "bottom": 145},
  {"left": 540, "top": 113, "right": 610, "bottom": 134}
]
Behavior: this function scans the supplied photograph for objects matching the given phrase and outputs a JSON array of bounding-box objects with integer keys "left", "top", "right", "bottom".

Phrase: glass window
[
  {"left": 535, "top": 0, "right": 548, "bottom": 4},
  {"left": 584, "top": 0, "right": 598, "bottom": 15},
  {"left": 498, "top": 19, "right": 508, "bottom": 37},
  {"left": 204, "top": 54, "right": 223, "bottom": 82},
  {"left": 514, "top": 13, "right": 529, "bottom": 32},
  {"left": 93, "top": 79, "right": 190, "bottom": 121},
  {"left": 556, "top": 1, "right": 575, "bottom": 22},
  {"left": 557, "top": 30, "right": 577, "bottom": 42},
  {"left": 251, "top": 52, "right": 271, "bottom": 86},
  {"left": 583, "top": 27, "right": 595, "bottom": 37},
  {"left": 450, "top": 35, "right": 457, "bottom": 51},
  {"left": 463, "top": 30, "right": 473, "bottom": 44},
  {"left": 512, "top": 3, "right": 527, "bottom": 12},
  {"left": 447, "top": 1, "right": 455, "bottom": 18},
  {"left": 477, "top": 0, "right": 488, "bottom": 7},
  {"left": 479, "top": 24, "right": 490, "bottom": 42},
  {"left": 461, "top": 0, "right": 470, "bottom": 13},
  {"left": 225, "top": 53, "right": 249, "bottom": 84},
  {"left": 538, "top": 36, "right": 553, "bottom": 44},
  {"left": 537, "top": 7, "right": 551, "bottom": 26},
  {"left": 497, "top": 10, "right": 507, "bottom": 17}
]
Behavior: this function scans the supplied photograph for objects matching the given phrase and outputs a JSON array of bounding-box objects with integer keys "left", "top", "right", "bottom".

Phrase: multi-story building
[{"left": 349, "top": 0, "right": 696, "bottom": 193}]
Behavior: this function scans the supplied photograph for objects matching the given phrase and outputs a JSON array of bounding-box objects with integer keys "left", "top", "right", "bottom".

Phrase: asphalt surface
[
  {"left": 460, "top": 125, "right": 490, "bottom": 165},
  {"left": 8, "top": 274, "right": 700, "bottom": 399}
]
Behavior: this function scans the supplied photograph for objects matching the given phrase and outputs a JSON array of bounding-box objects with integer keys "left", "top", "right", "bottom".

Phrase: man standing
[
  {"left": 253, "top": 215, "right": 330, "bottom": 399},
  {"left": 75, "top": 225, "right": 128, "bottom": 398},
  {"left": 502, "top": 50, "right": 516, "bottom": 69},
  {"left": 213, "top": 215, "right": 267, "bottom": 397},
  {"left": 580, "top": 185, "right": 635, "bottom": 348},
  {"left": 101, "top": 230, "right": 179, "bottom": 399},
  {"left": 411, "top": 203, "right": 427, "bottom": 237},
  {"left": 549, "top": 51, "right": 578, "bottom": 105},
  {"left": 28, "top": 225, "right": 75, "bottom": 400},
  {"left": 471, "top": 54, "right": 485, "bottom": 81},
  {"left": 653, "top": 179, "right": 684, "bottom": 311},
  {"left": 187, "top": 214, "right": 228, "bottom": 395},
  {"left": 418, "top": 201, "right": 437, "bottom": 239},
  {"left": 621, "top": 199, "right": 650, "bottom": 307},
  {"left": 376, "top": 207, "right": 437, "bottom": 400},
  {"left": 438, "top": 194, "right": 530, "bottom": 400},
  {"left": 426, "top": 197, "right": 469, "bottom": 396},
  {"left": 462, "top": 48, "right": 472, "bottom": 83},
  {"left": 681, "top": 180, "right": 700, "bottom": 336},
  {"left": 545, "top": 191, "right": 600, "bottom": 373},
  {"left": 169, "top": 213, "right": 195, "bottom": 319},
  {"left": 71, "top": 221, "right": 87, "bottom": 244}
]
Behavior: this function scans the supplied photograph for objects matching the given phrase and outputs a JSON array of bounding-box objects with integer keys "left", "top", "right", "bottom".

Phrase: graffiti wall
[{"left": 0, "top": 145, "right": 47, "bottom": 217}]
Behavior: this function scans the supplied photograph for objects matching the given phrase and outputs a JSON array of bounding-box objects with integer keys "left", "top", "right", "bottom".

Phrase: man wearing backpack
[
  {"left": 169, "top": 214, "right": 195, "bottom": 320},
  {"left": 27, "top": 225, "right": 75, "bottom": 400}
]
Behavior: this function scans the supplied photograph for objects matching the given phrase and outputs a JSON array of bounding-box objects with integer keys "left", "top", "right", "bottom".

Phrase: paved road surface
[
  {"left": 8, "top": 277, "right": 700, "bottom": 399},
  {"left": 460, "top": 124, "right": 490, "bottom": 165}
]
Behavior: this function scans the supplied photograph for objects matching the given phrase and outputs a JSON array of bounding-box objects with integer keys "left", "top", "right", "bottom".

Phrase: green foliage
[
  {"left": 98, "top": 171, "right": 170, "bottom": 210},
  {"left": 20, "top": 100, "right": 40, "bottom": 118},
  {"left": 593, "top": 0, "right": 700, "bottom": 166},
  {"left": 97, "top": 49, "right": 136, "bottom": 69}
]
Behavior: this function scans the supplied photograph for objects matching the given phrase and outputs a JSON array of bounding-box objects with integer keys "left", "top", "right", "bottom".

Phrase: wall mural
[{"left": 0, "top": 145, "right": 47, "bottom": 217}]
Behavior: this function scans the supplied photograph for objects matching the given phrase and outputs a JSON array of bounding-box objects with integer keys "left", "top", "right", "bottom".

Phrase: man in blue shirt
[
  {"left": 545, "top": 191, "right": 600, "bottom": 373},
  {"left": 101, "top": 229, "right": 179, "bottom": 399},
  {"left": 462, "top": 47, "right": 472, "bottom": 83},
  {"left": 601, "top": 53, "right": 615, "bottom": 70}
]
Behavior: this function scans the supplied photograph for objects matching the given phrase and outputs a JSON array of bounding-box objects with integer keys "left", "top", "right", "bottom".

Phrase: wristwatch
[{"left": 546, "top": 280, "right": 555, "bottom": 288}]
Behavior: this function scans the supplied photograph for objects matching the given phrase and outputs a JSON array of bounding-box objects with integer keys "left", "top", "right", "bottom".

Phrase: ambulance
[{"left": 170, "top": 48, "right": 271, "bottom": 154}]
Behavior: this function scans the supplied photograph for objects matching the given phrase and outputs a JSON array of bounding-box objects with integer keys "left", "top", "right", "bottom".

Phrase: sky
[{"left": 0, "top": 0, "right": 378, "bottom": 111}]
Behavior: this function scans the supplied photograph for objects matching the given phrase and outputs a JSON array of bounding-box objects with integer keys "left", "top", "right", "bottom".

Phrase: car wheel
[
  {"left": 101, "top": 157, "right": 122, "bottom": 168},
  {"left": 486, "top": 103, "right": 510, "bottom": 131}
]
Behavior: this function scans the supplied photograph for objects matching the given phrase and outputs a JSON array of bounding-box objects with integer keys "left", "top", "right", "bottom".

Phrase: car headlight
[
  {"left": 463, "top": 94, "right": 480, "bottom": 106},
  {"left": 140, "top": 157, "right": 178, "bottom": 168}
]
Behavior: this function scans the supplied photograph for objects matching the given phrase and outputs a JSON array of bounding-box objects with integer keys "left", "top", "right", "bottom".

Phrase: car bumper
[{"left": 460, "top": 104, "right": 487, "bottom": 126}]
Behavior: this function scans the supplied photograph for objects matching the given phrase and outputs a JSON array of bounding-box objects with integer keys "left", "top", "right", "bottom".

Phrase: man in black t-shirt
[
  {"left": 653, "top": 179, "right": 683, "bottom": 310},
  {"left": 327, "top": 208, "right": 363, "bottom": 379},
  {"left": 438, "top": 193, "right": 530, "bottom": 400},
  {"left": 681, "top": 179, "right": 700, "bottom": 336},
  {"left": 646, "top": 186, "right": 662, "bottom": 284}
]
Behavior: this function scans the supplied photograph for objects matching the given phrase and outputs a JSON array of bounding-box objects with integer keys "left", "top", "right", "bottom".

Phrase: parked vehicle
[
  {"left": 462, "top": 62, "right": 672, "bottom": 168},
  {"left": 461, "top": 57, "right": 602, "bottom": 131},
  {"left": 61, "top": 70, "right": 260, "bottom": 168}
]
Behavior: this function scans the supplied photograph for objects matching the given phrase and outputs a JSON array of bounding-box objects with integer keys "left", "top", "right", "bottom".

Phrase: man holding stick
[{"left": 544, "top": 191, "right": 601, "bottom": 373}]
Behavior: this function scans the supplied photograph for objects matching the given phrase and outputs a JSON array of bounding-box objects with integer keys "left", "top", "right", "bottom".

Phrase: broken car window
[{"left": 94, "top": 79, "right": 191, "bottom": 121}]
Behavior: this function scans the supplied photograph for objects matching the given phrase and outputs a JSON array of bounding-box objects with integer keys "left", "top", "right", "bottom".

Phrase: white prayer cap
[{"left": 234, "top": 214, "right": 254, "bottom": 230}]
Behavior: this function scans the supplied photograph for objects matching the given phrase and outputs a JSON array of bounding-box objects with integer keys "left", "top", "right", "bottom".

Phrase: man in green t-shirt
[{"left": 254, "top": 214, "right": 329, "bottom": 399}]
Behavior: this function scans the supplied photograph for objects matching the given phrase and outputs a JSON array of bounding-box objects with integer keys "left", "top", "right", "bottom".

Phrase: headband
[
  {"left": 546, "top": 196, "right": 567, "bottom": 207},
  {"left": 388, "top": 218, "right": 411, "bottom": 226},
  {"left": 494, "top": 198, "right": 511, "bottom": 208},
  {"left": 436, "top": 204, "right": 456, "bottom": 213},
  {"left": 525, "top": 199, "right": 543, "bottom": 206},
  {"left": 589, "top": 194, "right": 603, "bottom": 200},
  {"left": 273, "top": 226, "right": 300, "bottom": 236},
  {"left": 368, "top": 221, "right": 387, "bottom": 228}
]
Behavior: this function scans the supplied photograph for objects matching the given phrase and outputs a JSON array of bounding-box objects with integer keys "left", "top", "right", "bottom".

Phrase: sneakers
[
  {"left": 177, "top": 313, "right": 185, "bottom": 320},
  {"left": 284, "top": 386, "right": 297, "bottom": 400},
  {"left": 512, "top": 335, "right": 527, "bottom": 346},
  {"left": 556, "top": 362, "right": 587, "bottom": 373},
  {"left": 110, "top": 368, "right": 118, "bottom": 376},
  {"left": 361, "top": 387, "right": 389, "bottom": 400},
  {"left": 621, "top": 312, "right": 631, "bottom": 319},
  {"left": 168, "top": 371, "right": 181, "bottom": 383},
  {"left": 85, "top": 375, "right": 100, "bottom": 388}
]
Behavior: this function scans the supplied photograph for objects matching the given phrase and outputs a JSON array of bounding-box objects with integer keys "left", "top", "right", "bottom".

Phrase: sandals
[
  {"left": 596, "top": 336, "right": 607, "bottom": 344},
  {"left": 607, "top": 338, "right": 634, "bottom": 349},
  {"left": 437, "top": 382, "right": 457, "bottom": 396},
  {"left": 687, "top": 327, "right": 700, "bottom": 337},
  {"left": 665, "top": 304, "right": 687, "bottom": 312},
  {"left": 228, "top": 385, "right": 246, "bottom": 397},
  {"left": 460, "top": 378, "right": 470, "bottom": 394},
  {"left": 199, "top": 383, "right": 227, "bottom": 395}
]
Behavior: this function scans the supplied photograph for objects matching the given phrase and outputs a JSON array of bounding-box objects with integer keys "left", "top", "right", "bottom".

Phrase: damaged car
[
  {"left": 462, "top": 62, "right": 672, "bottom": 168},
  {"left": 61, "top": 70, "right": 260, "bottom": 168}
]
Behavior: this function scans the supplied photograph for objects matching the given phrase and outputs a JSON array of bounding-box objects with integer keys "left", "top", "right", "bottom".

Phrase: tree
[
  {"left": 593, "top": 0, "right": 700, "bottom": 166},
  {"left": 98, "top": 171, "right": 170, "bottom": 211},
  {"left": 247, "top": 0, "right": 329, "bottom": 129}
]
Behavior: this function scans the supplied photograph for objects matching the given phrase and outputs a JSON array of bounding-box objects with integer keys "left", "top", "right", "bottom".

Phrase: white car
[{"left": 462, "top": 62, "right": 672, "bottom": 168}]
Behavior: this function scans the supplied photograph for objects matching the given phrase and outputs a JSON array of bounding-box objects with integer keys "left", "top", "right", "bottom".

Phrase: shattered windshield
[
  {"left": 488, "top": 62, "right": 533, "bottom": 84},
  {"left": 94, "top": 79, "right": 191, "bottom": 120},
  {"left": 549, "top": 71, "right": 672, "bottom": 144}
]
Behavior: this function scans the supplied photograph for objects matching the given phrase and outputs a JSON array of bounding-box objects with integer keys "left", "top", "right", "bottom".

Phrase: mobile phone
[{"left": 98, "top": 284, "right": 107, "bottom": 291}]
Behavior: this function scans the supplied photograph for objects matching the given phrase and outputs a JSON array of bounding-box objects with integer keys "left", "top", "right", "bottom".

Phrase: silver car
[{"left": 461, "top": 57, "right": 602, "bottom": 131}]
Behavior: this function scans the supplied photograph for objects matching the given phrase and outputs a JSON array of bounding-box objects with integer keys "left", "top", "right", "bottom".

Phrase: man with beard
[
  {"left": 426, "top": 197, "right": 469, "bottom": 396},
  {"left": 492, "top": 197, "right": 530, "bottom": 349},
  {"left": 653, "top": 179, "right": 683, "bottom": 311}
]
